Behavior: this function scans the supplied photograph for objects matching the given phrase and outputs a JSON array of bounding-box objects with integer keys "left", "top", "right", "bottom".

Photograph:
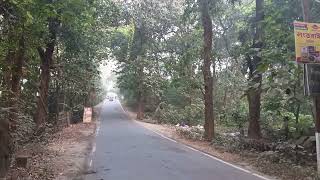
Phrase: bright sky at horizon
[{"left": 100, "top": 60, "right": 117, "bottom": 93}]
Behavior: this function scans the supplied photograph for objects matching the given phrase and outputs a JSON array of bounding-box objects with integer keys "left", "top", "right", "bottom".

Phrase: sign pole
[
  {"left": 301, "top": 0, "right": 320, "bottom": 175},
  {"left": 301, "top": 0, "right": 310, "bottom": 22},
  {"left": 316, "top": 96, "right": 320, "bottom": 175}
]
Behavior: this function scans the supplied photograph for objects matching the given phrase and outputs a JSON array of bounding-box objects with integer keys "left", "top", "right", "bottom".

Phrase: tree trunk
[
  {"left": 34, "top": 18, "right": 59, "bottom": 127},
  {"left": 55, "top": 79, "right": 60, "bottom": 121},
  {"left": 34, "top": 52, "right": 51, "bottom": 126},
  {"left": 136, "top": 91, "right": 145, "bottom": 120},
  {"left": 283, "top": 116, "right": 289, "bottom": 140},
  {"left": 199, "top": 0, "right": 214, "bottom": 141},
  {"left": 9, "top": 35, "right": 25, "bottom": 129},
  {"left": 301, "top": 0, "right": 310, "bottom": 22},
  {"left": 247, "top": 80, "right": 262, "bottom": 139},
  {"left": 223, "top": 88, "right": 228, "bottom": 110},
  {"left": 0, "top": 36, "right": 25, "bottom": 178},
  {"left": 2, "top": 51, "right": 13, "bottom": 92},
  {"left": 0, "top": 11, "right": 16, "bottom": 177},
  {"left": 129, "top": 24, "right": 146, "bottom": 120},
  {"left": 11, "top": 36, "right": 25, "bottom": 100},
  {"left": 247, "top": 0, "right": 264, "bottom": 139},
  {"left": 0, "top": 118, "right": 9, "bottom": 178},
  {"left": 0, "top": 49, "right": 11, "bottom": 175},
  {"left": 136, "top": 61, "right": 145, "bottom": 120},
  {"left": 187, "top": 62, "right": 194, "bottom": 106},
  {"left": 295, "top": 103, "right": 301, "bottom": 134}
]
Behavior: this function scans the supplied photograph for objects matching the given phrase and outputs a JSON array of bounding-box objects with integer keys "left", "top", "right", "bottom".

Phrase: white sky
[{"left": 99, "top": 60, "right": 117, "bottom": 92}]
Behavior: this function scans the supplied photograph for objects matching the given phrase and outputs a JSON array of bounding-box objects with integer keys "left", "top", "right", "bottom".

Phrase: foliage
[
  {"left": 1, "top": 0, "right": 319, "bottom": 175},
  {"left": 112, "top": 0, "right": 317, "bottom": 142},
  {"left": 0, "top": 0, "right": 119, "bottom": 175},
  {"left": 155, "top": 102, "right": 204, "bottom": 125}
]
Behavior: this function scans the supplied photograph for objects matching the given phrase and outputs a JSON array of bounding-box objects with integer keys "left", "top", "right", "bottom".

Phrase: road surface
[{"left": 85, "top": 100, "right": 268, "bottom": 180}]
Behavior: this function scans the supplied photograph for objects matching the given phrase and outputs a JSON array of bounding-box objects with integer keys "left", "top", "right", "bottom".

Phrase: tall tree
[
  {"left": 130, "top": 24, "right": 146, "bottom": 120},
  {"left": 199, "top": 0, "right": 214, "bottom": 140},
  {"left": 247, "top": 0, "right": 264, "bottom": 139},
  {"left": 34, "top": 17, "right": 59, "bottom": 127}
]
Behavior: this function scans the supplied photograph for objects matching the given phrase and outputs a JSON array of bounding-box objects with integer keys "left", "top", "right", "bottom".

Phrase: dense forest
[
  {"left": 0, "top": 0, "right": 119, "bottom": 176},
  {"left": 114, "top": 0, "right": 315, "bottom": 141},
  {"left": 1, "top": 0, "right": 320, "bottom": 178}
]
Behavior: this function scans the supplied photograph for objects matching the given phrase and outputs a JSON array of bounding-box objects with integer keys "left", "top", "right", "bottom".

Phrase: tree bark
[
  {"left": 130, "top": 24, "right": 146, "bottom": 120},
  {"left": 0, "top": 9, "right": 15, "bottom": 177},
  {"left": 283, "top": 116, "right": 289, "bottom": 140},
  {"left": 0, "top": 50, "right": 10, "bottom": 175},
  {"left": 0, "top": 118, "right": 9, "bottom": 178},
  {"left": 136, "top": 58, "right": 145, "bottom": 120},
  {"left": 2, "top": 51, "right": 13, "bottom": 91},
  {"left": 247, "top": 0, "right": 264, "bottom": 139},
  {"left": 301, "top": 0, "right": 310, "bottom": 22},
  {"left": 34, "top": 18, "right": 59, "bottom": 127},
  {"left": 199, "top": 0, "right": 214, "bottom": 140},
  {"left": 11, "top": 36, "right": 25, "bottom": 100},
  {"left": 0, "top": 36, "right": 25, "bottom": 178},
  {"left": 295, "top": 103, "right": 301, "bottom": 134},
  {"left": 136, "top": 91, "right": 145, "bottom": 120},
  {"left": 9, "top": 35, "right": 25, "bottom": 129}
]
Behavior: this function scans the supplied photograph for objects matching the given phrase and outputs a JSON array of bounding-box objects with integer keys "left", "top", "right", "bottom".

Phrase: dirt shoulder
[{"left": 6, "top": 122, "right": 96, "bottom": 180}]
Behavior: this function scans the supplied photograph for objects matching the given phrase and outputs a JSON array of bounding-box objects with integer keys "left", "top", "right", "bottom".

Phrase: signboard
[
  {"left": 294, "top": 21, "right": 320, "bottom": 63},
  {"left": 83, "top": 107, "right": 92, "bottom": 123},
  {"left": 305, "top": 64, "right": 320, "bottom": 96}
]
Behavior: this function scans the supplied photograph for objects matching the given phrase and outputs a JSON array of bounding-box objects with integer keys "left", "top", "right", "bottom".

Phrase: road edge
[{"left": 118, "top": 101, "right": 274, "bottom": 180}]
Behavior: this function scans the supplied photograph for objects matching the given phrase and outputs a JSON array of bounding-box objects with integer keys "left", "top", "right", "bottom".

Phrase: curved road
[{"left": 85, "top": 100, "right": 269, "bottom": 180}]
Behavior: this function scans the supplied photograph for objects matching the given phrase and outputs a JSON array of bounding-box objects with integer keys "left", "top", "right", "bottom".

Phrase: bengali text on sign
[{"left": 294, "top": 21, "right": 320, "bottom": 63}]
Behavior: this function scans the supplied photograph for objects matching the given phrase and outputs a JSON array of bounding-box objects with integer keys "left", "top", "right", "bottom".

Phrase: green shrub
[{"left": 156, "top": 103, "right": 204, "bottom": 125}]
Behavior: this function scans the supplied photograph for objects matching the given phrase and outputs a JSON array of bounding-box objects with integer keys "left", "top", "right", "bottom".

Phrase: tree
[
  {"left": 35, "top": 17, "right": 59, "bottom": 127},
  {"left": 129, "top": 24, "right": 147, "bottom": 120},
  {"left": 0, "top": 0, "right": 119, "bottom": 176},
  {"left": 112, "top": 0, "right": 182, "bottom": 120},
  {"left": 199, "top": 0, "right": 215, "bottom": 140},
  {"left": 247, "top": 0, "right": 264, "bottom": 139}
]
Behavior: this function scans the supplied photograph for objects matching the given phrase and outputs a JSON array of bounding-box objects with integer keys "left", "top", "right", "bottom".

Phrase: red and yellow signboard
[{"left": 294, "top": 21, "right": 320, "bottom": 63}]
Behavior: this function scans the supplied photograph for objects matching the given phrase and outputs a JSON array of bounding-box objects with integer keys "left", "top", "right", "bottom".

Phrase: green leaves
[
  {"left": 25, "top": 11, "right": 33, "bottom": 24},
  {"left": 256, "top": 63, "right": 269, "bottom": 73}
]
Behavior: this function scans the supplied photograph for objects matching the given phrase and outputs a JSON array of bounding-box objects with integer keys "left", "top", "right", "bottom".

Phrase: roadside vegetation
[
  {"left": 112, "top": 0, "right": 320, "bottom": 179},
  {"left": 1, "top": 0, "right": 320, "bottom": 179},
  {"left": 0, "top": 0, "right": 117, "bottom": 178}
]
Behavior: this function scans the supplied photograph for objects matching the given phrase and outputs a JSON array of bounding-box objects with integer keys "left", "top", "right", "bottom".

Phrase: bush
[
  {"left": 212, "top": 133, "right": 243, "bottom": 152},
  {"left": 157, "top": 103, "right": 204, "bottom": 125},
  {"left": 218, "top": 102, "right": 247, "bottom": 134},
  {"left": 176, "top": 125, "right": 204, "bottom": 141}
]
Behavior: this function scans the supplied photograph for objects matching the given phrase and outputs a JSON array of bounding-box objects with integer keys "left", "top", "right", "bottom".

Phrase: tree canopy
[{"left": 1, "top": 0, "right": 319, "bottom": 177}]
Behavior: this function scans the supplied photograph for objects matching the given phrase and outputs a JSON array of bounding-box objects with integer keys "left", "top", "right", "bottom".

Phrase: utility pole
[{"left": 302, "top": 0, "right": 320, "bottom": 175}]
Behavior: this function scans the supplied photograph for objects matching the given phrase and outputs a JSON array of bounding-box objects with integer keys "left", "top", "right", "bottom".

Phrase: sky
[{"left": 99, "top": 60, "right": 117, "bottom": 94}]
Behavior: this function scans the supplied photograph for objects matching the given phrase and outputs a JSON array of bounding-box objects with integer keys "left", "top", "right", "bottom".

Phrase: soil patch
[{"left": 6, "top": 123, "right": 96, "bottom": 180}]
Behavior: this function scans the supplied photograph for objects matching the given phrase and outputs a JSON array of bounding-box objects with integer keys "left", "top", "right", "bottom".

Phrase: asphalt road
[{"left": 85, "top": 99, "right": 268, "bottom": 180}]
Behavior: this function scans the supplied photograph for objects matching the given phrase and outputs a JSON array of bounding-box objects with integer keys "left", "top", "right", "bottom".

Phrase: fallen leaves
[{"left": 6, "top": 123, "right": 96, "bottom": 180}]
